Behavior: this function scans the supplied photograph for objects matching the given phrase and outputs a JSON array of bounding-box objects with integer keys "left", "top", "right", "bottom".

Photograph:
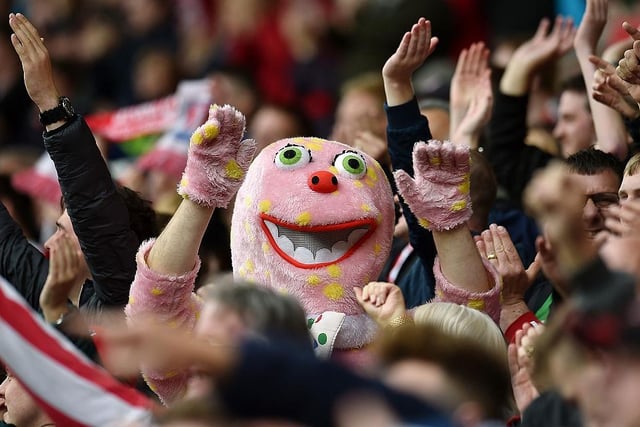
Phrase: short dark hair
[
  {"left": 565, "top": 147, "right": 624, "bottom": 182},
  {"left": 115, "top": 185, "right": 158, "bottom": 243}
]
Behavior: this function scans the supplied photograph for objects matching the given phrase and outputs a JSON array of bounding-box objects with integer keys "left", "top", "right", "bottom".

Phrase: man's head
[
  {"left": 378, "top": 324, "right": 512, "bottom": 427},
  {"left": 536, "top": 279, "right": 640, "bottom": 427},
  {"left": 44, "top": 185, "right": 157, "bottom": 285},
  {"left": 188, "top": 283, "right": 311, "bottom": 399},
  {"left": 0, "top": 373, "right": 52, "bottom": 427},
  {"left": 331, "top": 72, "right": 387, "bottom": 145},
  {"left": 565, "top": 148, "right": 623, "bottom": 238},
  {"left": 553, "top": 75, "right": 595, "bottom": 158}
]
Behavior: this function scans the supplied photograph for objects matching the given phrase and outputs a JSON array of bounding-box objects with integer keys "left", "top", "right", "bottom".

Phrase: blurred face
[
  {"left": 0, "top": 374, "right": 50, "bottom": 427},
  {"left": 572, "top": 170, "right": 620, "bottom": 238},
  {"left": 619, "top": 172, "right": 640, "bottom": 202},
  {"left": 331, "top": 90, "right": 386, "bottom": 145},
  {"left": 43, "top": 209, "right": 89, "bottom": 277},
  {"left": 384, "top": 360, "right": 449, "bottom": 403},
  {"left": 553, "top": 91, "right": 595, "bottom": 158},
  {"left": 187, "top": 301, "right": 248, "bottom": 398},
  {"left": 249, "top": 107, "right": 301, "bottom": 154},
  {"left": 420, "top": 108, "right": 450, "bottom": 141},
  {"left": 548, "top": 344, "right": 609, "bottom": 427}
]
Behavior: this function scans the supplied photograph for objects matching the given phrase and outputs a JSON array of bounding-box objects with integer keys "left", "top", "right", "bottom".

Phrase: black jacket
[{"left": 0, "top": 116, "right": 139, "bottom": 312}]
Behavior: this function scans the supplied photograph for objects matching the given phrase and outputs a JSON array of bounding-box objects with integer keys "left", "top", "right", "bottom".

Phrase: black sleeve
[
  {"left": 0, "top": 201, "right": 48, "bottom": 311},
  {"left": 384, "top": 98, "right": 437, "bottom": 272},
  {"left": 216, "top": 340, "right": 452, "bottom": 427},
  {"left": 486, "top": 92, "right": 553, "bottom": 206},
  {"left": 43, "top": 116, "right": 139, "bottom": 310}
]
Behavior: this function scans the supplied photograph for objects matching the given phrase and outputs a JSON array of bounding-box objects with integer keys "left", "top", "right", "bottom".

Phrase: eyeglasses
[{"left": 585, "top": 192, "right": 619, "bottom": 209}]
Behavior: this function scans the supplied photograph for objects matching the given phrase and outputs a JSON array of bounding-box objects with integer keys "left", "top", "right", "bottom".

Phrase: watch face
[{"left": 61, "top": 97, "right": 75, "bottom": 115}]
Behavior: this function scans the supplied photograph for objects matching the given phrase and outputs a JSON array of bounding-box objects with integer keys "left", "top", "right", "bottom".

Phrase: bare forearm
[
  {"left": 576, "top": 48, "right": 628, "bottom": 159},
  {"left": 383, "top": 78, "right": 415, "bottom": 107},
  {"left": 147, "top": 200, "right": 214, "bottom": 274},
  {"left": 500, "top": 64, "right": 536, "bottom": 97},
  {"left": 433, "top": 225, "right": 490, "bottom": 293},
  {"left": 500, "top": 300, "right": 531, "bottom": 333}
]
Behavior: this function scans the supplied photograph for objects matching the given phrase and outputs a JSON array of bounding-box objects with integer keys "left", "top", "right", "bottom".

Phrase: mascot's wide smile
[{"left": 260, "top": 213, "right": 377, "bottom": 268}]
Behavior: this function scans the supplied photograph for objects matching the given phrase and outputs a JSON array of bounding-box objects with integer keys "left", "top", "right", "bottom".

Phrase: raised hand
[
  {"left": 574, "top": 0, "right": 608, "bottom": 53},
  {"left": 501, "top": 16, "right": 575, "bottom": 95},
  {"left": 39, "top": 233, "right": 85, "bottom": 323},
  {"left": 605, "top": 200, "right": 640, "bottom": 238},
  {"left": 8, "top": 13, "right": 59, "bottom": 112},
  {"left": 178, "top": 104, "right": 257, "bottom": 208},
  {"left": 617, "top": 40, "right": 640, "bottom": 85},
  {"left": 590, "top": 54, "right": 640, "bottom": 119},
  {"left": 393, "top": 141, "right": 471, "bottom": 232},
  {"left": 514, "top": 16, "right": 575, "bottom": 70},
  {"left": 451, "top": 68, "right": 493, "bottom": 148},
  {"left": 475, "top": 224, "right": 540, "bottom": 306},
  {"left": 354, "top": 282, "right": 408, "bottom": 328},
  {"left": 450, "top": 42, "right": 491, "bottom": 139},
  {"left": 382, "top": 17, "right": 438, "bottom": 106},
  {"left": 508, "top": 323, "right": 543, "bottom": 413}
]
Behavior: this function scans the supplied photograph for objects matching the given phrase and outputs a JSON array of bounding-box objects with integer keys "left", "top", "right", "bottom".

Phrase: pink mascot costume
[
  {"left": 127, "top": 105, "right": 500, "bottom": 405},
  {"left": 230, "top": 138, "right": 395, "bottom": 358}
]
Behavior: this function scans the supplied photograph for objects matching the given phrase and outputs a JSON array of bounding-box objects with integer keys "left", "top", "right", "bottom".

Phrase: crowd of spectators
[{"left": 2, "top": 0, "right": 640, "bottom": 426}]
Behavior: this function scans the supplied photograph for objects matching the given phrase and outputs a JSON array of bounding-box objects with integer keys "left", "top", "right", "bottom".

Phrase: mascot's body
[{"left": 231, "top": 137, "right": 395, "bottom": 357}]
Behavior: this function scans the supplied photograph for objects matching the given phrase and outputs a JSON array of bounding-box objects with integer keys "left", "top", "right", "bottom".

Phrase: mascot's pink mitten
[
  {"left": 393, "top": 140, "right": 472, "bottom": 231},
  {"left": 178, "top": 104, "right": 256, "bottom": 208}
]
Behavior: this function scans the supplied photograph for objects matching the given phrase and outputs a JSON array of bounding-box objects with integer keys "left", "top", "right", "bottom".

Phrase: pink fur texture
[
  {"left": 125, "top": 240, "right": 203, "bottom": 405},
  {"left": 231, "top": 137, "right": 395, "bottom": 349},
  {"left": 394, "top": 140, "right": 472, "bottom": 231},
  {"left": 433, "top": 256, "right": 502, "bottom": 323},
  {"left": 178, "top": 104, "right": 256, "bottom": 208}
]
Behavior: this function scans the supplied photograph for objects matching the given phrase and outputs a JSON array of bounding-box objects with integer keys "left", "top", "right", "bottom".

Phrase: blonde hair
[
  {"left": 624, "top": 153, "right": 640, "bottom": 177},
  {"left": 413, "top": 302, "right": 507, "bottom": 361}
]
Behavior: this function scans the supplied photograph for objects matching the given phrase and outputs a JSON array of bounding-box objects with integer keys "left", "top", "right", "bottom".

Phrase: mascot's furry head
[{"left": 231, "top": 137, "right": 394, "bottom": 353}]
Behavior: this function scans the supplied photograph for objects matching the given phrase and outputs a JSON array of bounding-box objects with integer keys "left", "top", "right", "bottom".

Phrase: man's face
[
  {"left": 43, "top": 209, "right": 88, "bottom": 272},
  {"left": 572, "top": 170, "right": 620, "bottom": 238},
  {"left": 553, "top": 91, "right": 595, "bottom": 158},
  {"left": 0, "top": 374, "right": 49, "bottom": 427}
]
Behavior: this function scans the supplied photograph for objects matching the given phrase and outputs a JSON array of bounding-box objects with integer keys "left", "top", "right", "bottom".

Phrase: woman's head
[{"left": 413, "top": 302, "right": 507, "bottom": 362}]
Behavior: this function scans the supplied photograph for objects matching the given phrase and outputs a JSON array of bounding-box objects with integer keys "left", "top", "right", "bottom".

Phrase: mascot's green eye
[
  {"left": 334, "top": 151, "right": 367, "bottom": 179},
  {"left": 275, "top": 144, "right": 311, "bottom": 169}
]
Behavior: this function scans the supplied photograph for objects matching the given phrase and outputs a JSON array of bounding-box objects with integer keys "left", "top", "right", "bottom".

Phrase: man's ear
[{"left": 452, "top": 401, "right": 484, "bottom": 427}]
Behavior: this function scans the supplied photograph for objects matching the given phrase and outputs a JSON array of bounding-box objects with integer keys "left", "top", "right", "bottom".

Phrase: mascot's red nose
[{"left": 308, "top": 170, "right": 338, "bottom": 193}]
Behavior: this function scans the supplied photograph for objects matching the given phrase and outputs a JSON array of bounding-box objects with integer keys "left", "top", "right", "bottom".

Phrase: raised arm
[
  {"left": 9, "top": 13, "right": 145, "bottom": 310},
  {"left": 488, "top": 16, "right": 574, "bottom": 204},
  {"left": 393, "top": 142, "right": 501, "bottom": 322},
  {"left": 573, "top": 0, "right": 628, "bottom": 160},
  {"left": 125, "top": 105, "right": 255, "bottom": 404},
  {"left": 381, "top": 18, "right": 439, "bottom": 275},
  {"left": 449, "top": 42, "right": 493, "bottom": 148}
]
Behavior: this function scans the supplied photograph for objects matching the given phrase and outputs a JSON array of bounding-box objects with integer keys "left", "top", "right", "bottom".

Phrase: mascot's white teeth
[{"left": 263, "top": 220, "right": 370, "bottom": 266}]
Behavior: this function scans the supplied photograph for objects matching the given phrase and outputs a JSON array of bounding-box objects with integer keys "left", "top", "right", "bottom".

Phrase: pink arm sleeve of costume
[
  {"left": 432, "top": 256, "right": 502, "bottom": 324},
  {"left": 125, "top": 239, "right": 204, "bottom": 405}
]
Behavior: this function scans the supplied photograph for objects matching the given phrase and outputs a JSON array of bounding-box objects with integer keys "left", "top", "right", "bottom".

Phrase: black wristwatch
[{"left": 39, "top": 96, "right": 75, "bottom": 126}]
